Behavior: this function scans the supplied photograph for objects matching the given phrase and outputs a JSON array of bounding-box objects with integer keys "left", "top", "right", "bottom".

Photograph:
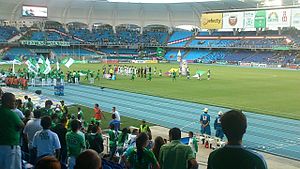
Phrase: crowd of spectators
[{"left": 0, "top": 88, "right": 267, "bottom": 169}]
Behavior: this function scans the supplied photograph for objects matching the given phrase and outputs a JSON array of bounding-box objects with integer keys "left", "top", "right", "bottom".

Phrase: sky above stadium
[{"left": 108, "top": 0, "right": 219, "bottom": 3}]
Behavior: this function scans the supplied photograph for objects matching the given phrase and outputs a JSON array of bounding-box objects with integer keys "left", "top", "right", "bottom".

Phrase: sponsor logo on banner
[
  {"left": 244, "top": 11, "right": 255, "bottom": 28},
  {"left": 201, "top": 13, "right": 223, "bottom": 29},
  {"left": 291, "top": 8, "right": 300, "bottom": 29},
  {"left": 254, "top": 10, "right": 266, "bottom": 28},
  {"left": 266, "top": 9, "right": 291, "bottom": 28},
  {"left": 222, "top": 12, "right": 244, "bottom": 29}
]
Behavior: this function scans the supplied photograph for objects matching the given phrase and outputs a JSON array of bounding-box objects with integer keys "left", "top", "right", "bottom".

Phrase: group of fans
[{"left": 0, "top": 75, "right": 268, "bottom": 169}]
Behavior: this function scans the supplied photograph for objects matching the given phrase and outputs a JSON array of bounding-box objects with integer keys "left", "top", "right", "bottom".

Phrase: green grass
[
  {"left": 2, "top": 63, "right": 300, "bottom": 120},
  {"left": 67, "top": 104, "right": 153, "bottom": 129}
]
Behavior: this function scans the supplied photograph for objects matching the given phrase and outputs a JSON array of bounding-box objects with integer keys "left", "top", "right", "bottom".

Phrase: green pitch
[{"left": 2, "top": 63, "right": 300, "bottom": 120}]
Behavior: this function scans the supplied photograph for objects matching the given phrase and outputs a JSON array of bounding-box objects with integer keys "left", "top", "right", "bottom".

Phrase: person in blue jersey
[
  {"left": 214, "top": 111, "right": 224, "bottom": 140},
  {"left": 207, "top": 110, "right": 268, "bottom": 169},
  {"left": 200, "top": 108, "right": 211, "bottom": 135}
]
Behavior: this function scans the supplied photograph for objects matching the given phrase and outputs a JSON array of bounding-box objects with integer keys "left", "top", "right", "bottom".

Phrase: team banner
[
  {"left": 254, "top": 10, "right": 266, "bottom": 28},
  {"left": 20, "top": 40, "right": 70, "bottom": 46},
  {"left": 244, "top": 11, "right": 255, "bottom": 28},
  {"left": 291, "top": 8, "right": 300, "bottom": 29},
  {"left": 266, "top": 9, "right": 291, "bottom": 28},
  {"left": 222, "top": 12, "right": 244, "bottom": 29},
  {"left": 201, "top": 13, "right": 223, "bottom": 29}
]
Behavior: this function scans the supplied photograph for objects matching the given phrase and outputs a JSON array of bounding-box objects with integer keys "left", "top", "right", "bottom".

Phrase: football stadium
[{"left": 0, "top": 0, "right": 300, "bottom": 169}]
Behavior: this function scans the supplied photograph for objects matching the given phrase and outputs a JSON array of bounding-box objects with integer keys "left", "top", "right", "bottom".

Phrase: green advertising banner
[
  {"left": 254, "top": 10, "right": 266, "bottom": 28},
  {"left": 20, "top": 40, "right": 70, "bottom": 46}
]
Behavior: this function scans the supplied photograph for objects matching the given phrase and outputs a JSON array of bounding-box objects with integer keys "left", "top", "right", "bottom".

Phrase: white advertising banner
[
  {"left": 291, "top": 8, "right": 300, "bottom": 29},
  {"left": 266, "top": 9, "right": 291, "bottom": 28},
  {"left": 244, "top": 11, "right": 255, "bottom": 28},
  {"left": 222, "top": 12, "right": 244, "bottom": 29}
]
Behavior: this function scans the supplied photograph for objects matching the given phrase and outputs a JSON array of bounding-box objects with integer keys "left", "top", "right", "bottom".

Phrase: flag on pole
[
  {"left": 56, "top": 61, "right": 60, "bottom": 71},
  {"left": 64, "top": 57, "right": 74, "bottom": 68},
  {"left": 25, "top": 58, "right": 38, "bottom": 74},
  {"left": 44, "top": 58, "right": 52, "bottom": 74}
]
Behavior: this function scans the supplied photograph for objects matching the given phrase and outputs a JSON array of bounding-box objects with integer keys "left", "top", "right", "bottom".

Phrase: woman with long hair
[
  {"left": 152, "top": 136, "right": 165, "bottom": 160},
  {"left": 126, "top": 132, "right": 160, "bottom": 169}
]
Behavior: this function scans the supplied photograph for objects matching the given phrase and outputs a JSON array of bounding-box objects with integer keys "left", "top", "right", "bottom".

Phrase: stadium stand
[
  {"left": 0, "top": 26, "right": 19, "bottom": 42},
  {"left": 3, "top": 47, "right": 36, "bottom": 60}
]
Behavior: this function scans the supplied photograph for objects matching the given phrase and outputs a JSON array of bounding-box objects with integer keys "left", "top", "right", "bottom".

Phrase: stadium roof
[{"left": 0, "top": 0, "right": 264, "bottom": 27}]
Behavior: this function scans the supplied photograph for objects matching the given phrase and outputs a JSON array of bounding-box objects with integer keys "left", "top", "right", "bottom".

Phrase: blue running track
[{"left": 28, "top": 84, "right": 300, "bottom": 160}]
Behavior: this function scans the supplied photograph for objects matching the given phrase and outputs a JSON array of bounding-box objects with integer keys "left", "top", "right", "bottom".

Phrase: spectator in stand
[
  {"left": 200, "top": 108, "right": 211, "bottom": 135},
  {"left": 109, "top": 114, "right": 120, "bottom": 132},
  {"left": 107, "top": 123, "right": 118, "bottom": 160},
  {"left": 26, "top": 97, "right": 34, "bottom": 112},
  {"left": 159, "top": 127, "right": 198, "bottom": 169},
  {"left": 86, "top": 125, "right": 104, "bottom": 154},
  {"left": 214, "top": 111, "right": 224, "bottom": 140},
  {"left": 0, "top": 92, "right": 24, "bottom": 169},
  {"left": 152, "top": 136, "right": 165, "bottom": 161},
  {"left": 35, "top": 156, "right": 61, "bottom": 169},
  {"left": 23, "top": 109, "right": 32, "bottom": 124},
  {"left": 32, "top": 116, "right": 61, "bottom": 161},
  {"left": 23, "top": 109, "right": 43, "bottom": 164},
  {"left": 52, "top": 118, "right": 68, "bottom": 166},
  {"left": 188, "top": 131, "right": 198, "bottom": 157},
  {"left": 126, "top": 132, "right": 160, "bottom": 169},
  {"left": 23, "top": 95, "right": 29, "bottom": 108},
  {"left": 13, "top": 99, "right": 25, "bottom": 120},
  {"left": 41, "top": 100, "right": 54, "bottom": 117},
  {"left": 94, "top": 104, "right": 105, "bottom": 120},
  {"left": 112, "top": 106, "right": 120, "bottom": 121},
  {"left": 207, "top": 110, "right": 268, "bottom": 169},
  {"left": 74, "top": 149, "right": 102, "bottom": 169},
  {"left": 117, "top": 127, "right": 129, "bottom": 156},
  {"left": 66, "top": 120, "right": 86, "bottom": 169}
]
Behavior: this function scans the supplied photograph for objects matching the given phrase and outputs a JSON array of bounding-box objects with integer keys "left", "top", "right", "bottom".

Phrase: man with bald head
[{"left": 0, "top": 92, "right": 24, "bottom": 169}]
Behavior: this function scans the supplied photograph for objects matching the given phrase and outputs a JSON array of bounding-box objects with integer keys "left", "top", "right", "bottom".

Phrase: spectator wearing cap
[
  {"left": 41, "top": 100, "right": 54, "bottom": 117},
  {"left": 0, "top": 92, "right": 24, "bottom": 169},
  {"left": 200, "top": 108, "right": 211, "bottom": 135},
  {"left": 32, "top": 116, "right": 61, "bottom": 160},
  {"left": 214, "top": 111, "right": 224, "bottom": 140},
  {"left": 159, "top": 127, "right": 198, "bottom": 169},
  {"left": 207, "top": 110, "right": 268, "bottom": 169},
  {"left": 23, "top": 109, "right": 43, "bottom": 164}
]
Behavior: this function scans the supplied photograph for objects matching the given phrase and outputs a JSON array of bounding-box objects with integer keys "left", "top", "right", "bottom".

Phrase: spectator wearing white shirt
[
  {"left": 12, "top": 99, "right": 25, "bottom": 120},
  {"left": 112, "top": 106, "right": 120, "bottom": 121},
  {"left": 32, "top": 116, "right": 61, "bottom": 160},
  {"left": 23, "top": 109, "right": 43, "bottom": 164}
]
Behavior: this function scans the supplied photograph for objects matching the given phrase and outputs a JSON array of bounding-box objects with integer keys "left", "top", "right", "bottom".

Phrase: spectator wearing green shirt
[
  {"left": 159, "top": 127, "right": 198, "bottom": 169},
  {"left": 126, "top": 132, "right": 160, "bottom": 169},
  {"left": 86, "top": 125, "right": 104, "bottom": 154},
  {"left": 26, "top": 97, "right": 34, "bottom": 112},
  {"left": 117, "top": 127, "right": 129, "bottom": 156},
  {"left": 207, "top": 110, "right": 268, "bottom": 169},
  {"left": 41, "top": 100, "right": 54, "bottom": 117},
  {"left": 0, "top": 92, "right": 24, "bottom": 169},
  {"left": 66, "top": 120, "right": 86, "bottom": 169},
  {"left": 107, "top": 123, "right": 118, "bottom": 160}
]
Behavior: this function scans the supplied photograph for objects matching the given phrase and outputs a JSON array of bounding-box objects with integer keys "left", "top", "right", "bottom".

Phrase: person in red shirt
[{"left": 94, "top": 104, "right": 104, "bottom": 120}]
